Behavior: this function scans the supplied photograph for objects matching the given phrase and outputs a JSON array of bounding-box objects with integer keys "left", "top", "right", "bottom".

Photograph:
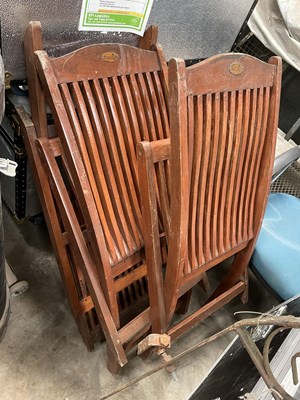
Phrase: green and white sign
[{"left": 79, "top": 0, "right": 153, "bottom": 36}]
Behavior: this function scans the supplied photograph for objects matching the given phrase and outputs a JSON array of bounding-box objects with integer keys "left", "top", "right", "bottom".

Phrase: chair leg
[
  {"left": 240, "top": 269, "right": 249, "bottom": 304},
  {"left": 76, "top": 314, "right": 95, "bottom": 351},
  {"left": 199, "top": 272, "right": 211, "bottom": 293},
  {"left": 175, "top": 290, "right": 193, "bottom": 315},
  {"left": 175, "top": 272, "right": 211, "bottom": 315},
  {"left": 107, "top": 345, "right": 122, "bottom": 374},
  {"left": 208, "top": 246, "right": 253, "bottom": 302}
]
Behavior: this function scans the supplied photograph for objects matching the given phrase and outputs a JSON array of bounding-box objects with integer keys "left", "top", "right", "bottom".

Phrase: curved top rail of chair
[
  {"left": 170, "top": 53, "right": 279, "bottom": 95},
  {"left": 35, "top": 43, "right": 164, "bottom": 84}
]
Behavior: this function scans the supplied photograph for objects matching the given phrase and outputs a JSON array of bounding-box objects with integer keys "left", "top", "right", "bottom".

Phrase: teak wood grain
[
  {"left": 138, "top": 53, "right": 282, "bottom": 339},
  {"left": 21, "top": 21, "right": 179, "bottom": 372}
]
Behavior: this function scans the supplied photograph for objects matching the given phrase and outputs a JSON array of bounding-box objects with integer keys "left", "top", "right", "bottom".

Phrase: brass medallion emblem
[
  {"left": 102, "top": 52, "right": 119, "bottom": 63},
  {"left": 229, "top": 62, "right": 244, "bottom": 75}
]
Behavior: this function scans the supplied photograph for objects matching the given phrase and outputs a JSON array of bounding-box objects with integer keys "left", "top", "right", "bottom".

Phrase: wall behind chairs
[
  {"left": 1, "top": 0, "right": 254, "bottom": 81},
  {"left": 148, "top": 0, "right": 255, "bottom": 61}
]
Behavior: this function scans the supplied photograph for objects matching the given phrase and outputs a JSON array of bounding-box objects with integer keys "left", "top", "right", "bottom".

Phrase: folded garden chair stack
[{"left": 18, "top": 21, "right": 281, "bottom": 372}]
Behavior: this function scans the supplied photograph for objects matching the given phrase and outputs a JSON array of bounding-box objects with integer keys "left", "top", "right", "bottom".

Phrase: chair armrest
[{"left": 272, "top": 146, "right": 300, "bottom": 183}]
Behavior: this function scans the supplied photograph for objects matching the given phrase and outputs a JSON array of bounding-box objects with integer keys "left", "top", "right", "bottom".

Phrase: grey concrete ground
[{"left": 0, "top": 203, "right": 279, "bottom": 400}]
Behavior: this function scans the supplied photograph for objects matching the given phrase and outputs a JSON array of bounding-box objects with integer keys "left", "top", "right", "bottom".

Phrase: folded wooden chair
[
  {"left": 138, "top": 53, "right": 282, "bottom": 346},
  {"left": 19, "top": 21, "right": 109, "bottom": 351},
  {"left": 19, "top": 21, "right": 173, "bottom": 371}
]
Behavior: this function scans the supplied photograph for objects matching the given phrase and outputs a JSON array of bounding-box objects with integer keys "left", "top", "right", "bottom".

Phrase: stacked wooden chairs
[
  {"left": 18, "top": 21, "right": 174, "bottom": 371},
  {"left": 18, "top": 20, "right": 282, "bottom": 372}
]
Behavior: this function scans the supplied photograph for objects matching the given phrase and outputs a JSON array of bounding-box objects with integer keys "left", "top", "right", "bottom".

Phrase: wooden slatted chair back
[
  {"left": 34, "top": 43, "right": 169, "bottom": 328},
  {"left": 165, "top": 54, "right": 282, "bottom": 324}
]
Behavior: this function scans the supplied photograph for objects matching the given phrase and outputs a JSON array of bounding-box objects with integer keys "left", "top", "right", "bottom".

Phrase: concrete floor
[{"left": 0, "top": 202, "right": 280, "bottom": 400}]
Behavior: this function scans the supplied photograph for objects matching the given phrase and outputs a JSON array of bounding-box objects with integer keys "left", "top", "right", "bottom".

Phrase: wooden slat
[
  {"left": 196, "top": 94, "right": 211, "bottom": 267},
  {"left": 144, "top": 72, "right": 165, "bottom": 140},
  {"left": 205, "top": 92, "right": 220, "bottom": 260},
  {"left": 248, "top": 86, "right": 271, "bottom": 235},
  {"left": 212, "top": 92, "right": 228, "bottom": 257},
  {"left": 119, "top": 308, "right": 151, "bottom": 344},
  {"left": 216, "top": 92, "right": 230, "bottom": 253},
  {"left": 127, "top": 73, "right": 150, "bottom": 141},
  {"left": 240, "top": 88, "right": 258, "bottom": 241},
  {"left": 228, "top": 90, "right": 243, "bottom": 248},
  {"left": 151, "top": 69, "right": 171, "bottom": 198},
  {"left": 113, "top": 76, "right": 140, "bottom": 199},
  {"left": 80, "top": 295, "right": 94, "bottom": 313},
  {"left": 136, "top": 73, "right": 157, "bottom": 141},
  {"left": 187, "top": 95, "right": 195, "bottom": 173},
  {"left": 114, "top": 264, "right": 148, "bottom": 293},
  {"left": 112, "top": 251, "right": 144, "bottom": 278},
  {"left": 234, "top": 89, "right": 251, "bottom": 244},
  {"left": 152, "top": 70, "right": 170, "bottom": 139},
  {"left": 187, "top": 95, "right": 195, "bottom": 268},
  {"left": 243, "top": 87, "right": 264, "bottom": 240},
  {"left": 168, "top": 281, "right": 245, "bottom": 341},
  {"left": 188, "top": 95, "right": 202, "bottom": 269},
  {"left": 221, "top": 91, "right": 236, "bottom": 252},
  {"left": 202, "top": 93, "right": 214, "bottom": 263}
]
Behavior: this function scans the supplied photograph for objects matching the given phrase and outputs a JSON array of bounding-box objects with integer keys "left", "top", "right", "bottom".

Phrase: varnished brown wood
[
  {"left": 168, "top": 281, "right": 246, "bottom": 341},
  {"left": 23, "top": 24, "right": 102, "bottom": 348},
  {"left": 16, "top": 106, "right": 99, "bottom": 350},
  {"left": 114, "top": 264, "right": 147, "bottom": 293},
  {"left": 186, "top": 54, "right": 276, "bottom": 95},
  {"left": 24, "top": 21, "right": 48, "bottom": 138},
  {"left": 139, "top": 25, "right": 158, "bottom": 50},
  {"left": 139, "top": 53, "right": 282, "bottom": 340},
  {"left": 34, "top": 39, "right": 171, "bottom": 324},
  {"left": 112, "top": 252, "right": 144, "bottom": 278},
  {"left": 138, "top": 141, "right": 166, "bottom": 333},
  {"left": 36, "top": 45, "right": 162, "bottom": 84},
  {"left": 37, "top": 137, "right": 127, "bottom": 366},
  {"left": 23, "top": 21, "right": 171, "bottom": 371}
]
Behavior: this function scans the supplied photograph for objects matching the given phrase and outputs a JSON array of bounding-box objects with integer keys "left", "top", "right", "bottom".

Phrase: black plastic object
[{"left": 0, "top": 185, "right": 9, "bottom": 341}]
